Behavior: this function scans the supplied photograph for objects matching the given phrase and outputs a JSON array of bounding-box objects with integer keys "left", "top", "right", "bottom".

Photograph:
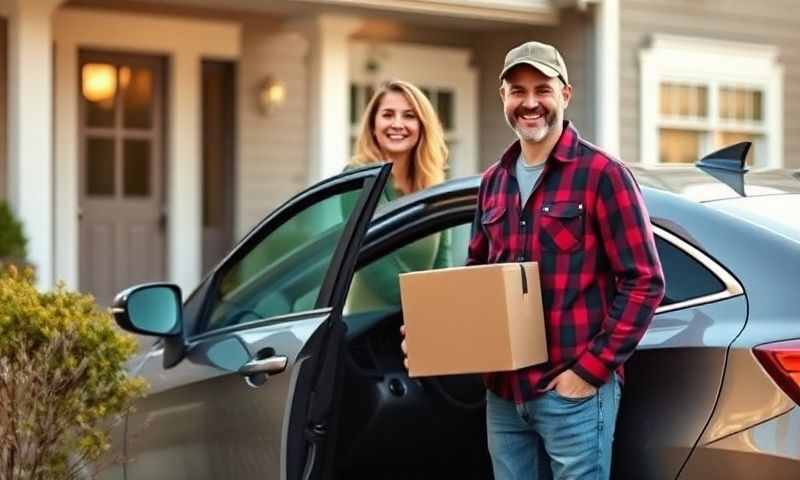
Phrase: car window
[
  {"left": 342, "top": 220, "right": 725, "bottom": 315},
  {"left": 344, "top": 222, "right": 471, "bottom": 315},
  {"left": 655, "top": 236, "right": 725, "bottom": 306},
  {"left": 201, "top": 189, "right": 362, "bottom": 333}
]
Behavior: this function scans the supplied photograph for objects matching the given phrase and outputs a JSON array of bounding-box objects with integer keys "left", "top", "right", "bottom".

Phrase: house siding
[
  {"left": 620, "top": 0, "right": 800, "bottom": 168},
  {"left": 474, "top": 10, "right": 595, "bottom": 170},
  {"left": 236, "top": 23, "right": 309, "bottom": 238}
]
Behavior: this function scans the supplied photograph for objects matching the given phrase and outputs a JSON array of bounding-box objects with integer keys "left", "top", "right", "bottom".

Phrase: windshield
[{"left": 710, "top": 194, "right": 800, "bottom": 242}]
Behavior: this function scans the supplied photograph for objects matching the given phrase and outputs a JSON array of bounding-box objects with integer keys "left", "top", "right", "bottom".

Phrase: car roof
[
  {"left": 407, "top": 164, "right": 800, "bottom": 205},
  {"left": 626, "top": 164, "right": 800, "bottom": 202}
]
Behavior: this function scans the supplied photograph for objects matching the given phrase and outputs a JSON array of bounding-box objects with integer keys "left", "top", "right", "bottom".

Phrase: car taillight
[{"left": 754, "top": 339, "right": 800, "bottom": 406}]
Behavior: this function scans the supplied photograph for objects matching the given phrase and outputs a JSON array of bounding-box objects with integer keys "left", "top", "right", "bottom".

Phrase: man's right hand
[{"left": 400, "top": 324, "right": 408, "bottom": 370}]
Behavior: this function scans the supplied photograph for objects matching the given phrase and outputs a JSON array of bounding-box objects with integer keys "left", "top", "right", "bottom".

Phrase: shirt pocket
[
  {"left": 539, "top": 202, "right": 585, "bottom": 253},
  {"left": 481, "top": 206, "right": 507, "bottom": 255}
]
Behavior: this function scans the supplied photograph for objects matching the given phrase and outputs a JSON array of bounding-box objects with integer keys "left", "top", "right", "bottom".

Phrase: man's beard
[{"left": 506, "top": 106, "right": 559, "bottom": 143}]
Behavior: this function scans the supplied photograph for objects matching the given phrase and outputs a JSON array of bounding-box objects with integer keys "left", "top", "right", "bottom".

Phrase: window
[
  {"left": 640, "top": 35, "right": 783, "bottom": 167},
  {"left": 655, "top": 237, "right": 725, "bottom": 306},
  {"left": 202, "top": 189, "right": 361, "bottom": 332},
  {"left": 348, "top": 41, "right": 479, "bottom": 178},
  {"left": 342, "top": 220, "right": 732, "bottom": 316}
]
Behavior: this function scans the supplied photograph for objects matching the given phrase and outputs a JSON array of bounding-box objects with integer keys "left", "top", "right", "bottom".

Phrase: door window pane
[
  {"left": 203, "top": 188, "right": 364, "bottom": 333},
  {"left": 87, "top": 137, "right": 115, "bottom": 196},
  {"left": 122, "top": 66, "right": 154, "bottom": 129},
  {"left": 123, "top": 139, "right": 151, "bottom": 196},
  {"left": 659, "top": 129, "right": 701, "bottom": 164},
  {"left": 437, "top": 90, "right": 454, "bottom": 130},
  {"left": 350, "top": 84, "right": 359, "bottom": 125},
  {"left": 660, "top": 83, "right": 707, "bottom": 119},
  {"left": 719, "top": 87, "right": 763, "bottom": 123},
  {"left": 83, "top": 63, "right": 117, "bottom": 128}
]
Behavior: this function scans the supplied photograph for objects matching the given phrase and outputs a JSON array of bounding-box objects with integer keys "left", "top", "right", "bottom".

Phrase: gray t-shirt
[{"left": 515, "top": 153, "right": 545, "bottom": 208}]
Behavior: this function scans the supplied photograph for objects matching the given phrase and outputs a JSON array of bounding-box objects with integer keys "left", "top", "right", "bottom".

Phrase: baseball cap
[{"left": 499, "top": 41, "right": 569, "bottom": 85}]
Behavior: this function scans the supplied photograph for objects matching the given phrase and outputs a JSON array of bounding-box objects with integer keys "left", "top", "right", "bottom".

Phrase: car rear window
[
  {"left": 656, "top": 237, "right": 726, "bottom": 306},
  {"left": 710, "top": 194, "right": 800, "bottom": 243}
]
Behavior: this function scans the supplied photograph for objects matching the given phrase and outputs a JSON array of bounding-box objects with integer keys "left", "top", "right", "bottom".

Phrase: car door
[{"left": 123, "top": 164, "right": 391, "bottom": 480}]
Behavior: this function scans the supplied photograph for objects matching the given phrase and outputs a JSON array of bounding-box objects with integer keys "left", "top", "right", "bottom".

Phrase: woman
[{"left": 345, "top": 80, "right": 451, "bottom": 312}]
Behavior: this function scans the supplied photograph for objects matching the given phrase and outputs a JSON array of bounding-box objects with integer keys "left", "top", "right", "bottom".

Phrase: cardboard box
[{"left": 398, "top": 262, "right": 547, "bottom": 377}]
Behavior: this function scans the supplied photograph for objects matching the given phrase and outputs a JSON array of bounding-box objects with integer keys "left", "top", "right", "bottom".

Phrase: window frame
[
  {"left": 651, "top": 225, "right": 743, "bottom": 314},
  {"left": 639, "top": 34, "right": 783, "bottom": 168}
]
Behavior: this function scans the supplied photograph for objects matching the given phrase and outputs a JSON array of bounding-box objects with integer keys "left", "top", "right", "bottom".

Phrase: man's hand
[
  {"left": 546, "top": 369, "right": 597, "bottom": 399},
  {"left": 400, "top": 324, "right": 408, "bottom": 370}
]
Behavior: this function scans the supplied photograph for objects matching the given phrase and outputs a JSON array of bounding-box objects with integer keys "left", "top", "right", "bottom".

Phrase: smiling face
[
  {"left": 372, "top": 91, "right": 421, "bottom": 162},
  {"left": 500, "top": 65, "right": 571, "bottom": 144}
]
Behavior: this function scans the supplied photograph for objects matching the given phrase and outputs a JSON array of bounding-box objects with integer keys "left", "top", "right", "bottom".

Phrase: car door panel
[
  {"left": 125, "top": 313, "right": 328, "bottom": 479},
  {"left": 613, "top": 296, "right": 748, "bottom": 480},
  {"left": 123, "top": 165, "right": 391, "bottom": 480}
]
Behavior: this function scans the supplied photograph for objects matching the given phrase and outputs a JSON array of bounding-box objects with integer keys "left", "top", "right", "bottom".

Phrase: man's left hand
[{"left": 546, "top": 369, "right": 597, "bottom": 399}]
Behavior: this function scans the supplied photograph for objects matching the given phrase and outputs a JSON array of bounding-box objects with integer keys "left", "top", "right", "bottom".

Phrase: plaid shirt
[{"left": 468, "top": 121, "right": 665, "bottom": 403}]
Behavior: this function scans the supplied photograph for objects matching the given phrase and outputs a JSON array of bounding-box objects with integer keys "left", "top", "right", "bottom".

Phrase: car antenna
[{"left": 696, "top": 142, "right": 751, "bottom": 197}]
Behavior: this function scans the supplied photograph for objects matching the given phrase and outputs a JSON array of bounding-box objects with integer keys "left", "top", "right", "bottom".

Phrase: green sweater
[{"left": 344, "top": 165, "right": 452, "bottom": 312}]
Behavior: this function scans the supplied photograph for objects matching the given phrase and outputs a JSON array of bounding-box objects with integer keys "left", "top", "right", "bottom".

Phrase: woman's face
[{"left": 372, "top": 91, "right": 421, "bottom": 161}]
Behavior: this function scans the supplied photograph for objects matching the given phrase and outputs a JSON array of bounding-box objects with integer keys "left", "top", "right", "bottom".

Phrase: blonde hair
[{"left": 349, "top": 80, "right": 448, "bottom": 192}]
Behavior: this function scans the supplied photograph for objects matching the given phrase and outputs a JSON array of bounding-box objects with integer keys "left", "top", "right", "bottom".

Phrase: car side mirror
[{"left": 112, "top": 283, "right": 183, "bottom": 337}]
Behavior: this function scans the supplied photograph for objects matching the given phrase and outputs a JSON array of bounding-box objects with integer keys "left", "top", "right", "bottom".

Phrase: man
[{"left": 405, "top": 41, "right": 665, "bottom": 479}]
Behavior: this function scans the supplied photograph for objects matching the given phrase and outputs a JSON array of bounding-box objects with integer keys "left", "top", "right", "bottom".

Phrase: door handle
[{"left": 238, "top": 355, "right": 288, "bottom": 376}]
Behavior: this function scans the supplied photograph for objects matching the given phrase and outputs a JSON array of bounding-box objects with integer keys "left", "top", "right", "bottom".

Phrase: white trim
[
  {"left": 349, "top": 41, "right": 479, "bottom": 178},
  {"left": 593, "top": 0, "right": 620, "bottom": 157},
  {"left": 305, "top": 0, "right": 558, "bottom": 25},
  {"left": 300, "top": 15, "right": 364, "bottom": 183},
  {"left": 640, "top": 34, "right": 783, "bottom": 167},
  {"left": 53, "top": 8, "right": 240, "bottom": 293}
]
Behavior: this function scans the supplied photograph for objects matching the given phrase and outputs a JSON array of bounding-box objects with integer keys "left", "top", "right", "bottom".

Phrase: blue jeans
[{"left": 486, "top": 375, "right": 621, "bottom": 480}]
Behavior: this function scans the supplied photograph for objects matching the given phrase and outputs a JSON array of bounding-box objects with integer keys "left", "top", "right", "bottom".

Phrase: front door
[
  {"left": 123, "top": 165, "right": 391, "bottom": 480},
  {"left": 78, "top": 52, "right": 165, "bottom": 306}
]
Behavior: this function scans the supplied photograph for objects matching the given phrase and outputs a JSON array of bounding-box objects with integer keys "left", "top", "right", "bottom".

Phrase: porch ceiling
[{"left": 66, "top": 0, "right": 561, "bottom": 29}]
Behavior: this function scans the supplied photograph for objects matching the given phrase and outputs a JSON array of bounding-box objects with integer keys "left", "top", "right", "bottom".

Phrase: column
[
  {"left": 594, "top": 0, "right": 620, "bottom": 157},
  {"left": 304, "top": 15, "right": 363, "bottom": 184},
  {"left": 5, "top": 0, "right": 64, "bottom": 288}
]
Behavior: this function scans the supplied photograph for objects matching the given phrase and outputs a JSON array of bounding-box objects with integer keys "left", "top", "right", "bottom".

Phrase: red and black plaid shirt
[{"left": 468, "top": 121, "right": 665, "bottom": 403}]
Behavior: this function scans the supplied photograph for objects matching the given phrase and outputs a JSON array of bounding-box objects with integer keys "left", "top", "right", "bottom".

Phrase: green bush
[
  {"left": 0, "top": 201, "right": 27, "bottom": 262},
  {"left": 0, "top": 267, "right": 147, "bottom": 480}
]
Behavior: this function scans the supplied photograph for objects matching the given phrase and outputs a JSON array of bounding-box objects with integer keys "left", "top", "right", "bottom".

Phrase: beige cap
[{"left": 499, "top": 41, "right": 569, "bottom": 85}]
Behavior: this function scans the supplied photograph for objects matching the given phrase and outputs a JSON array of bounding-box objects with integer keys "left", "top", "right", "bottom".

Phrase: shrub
[
  {"left": 0, "top": 267, "right": 147, "bottom": 480},
  {"left": 0, "top": 202, "right": 27, "bottom": 263}
]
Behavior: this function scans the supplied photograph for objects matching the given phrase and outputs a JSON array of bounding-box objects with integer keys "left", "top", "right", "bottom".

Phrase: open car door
[{"left": 119, "top": 164, "right": 391, "bottom": 480}]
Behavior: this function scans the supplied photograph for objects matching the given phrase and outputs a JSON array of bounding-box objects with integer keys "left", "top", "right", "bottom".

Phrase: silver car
[{"left": 111, "top": 144, "right": 800, "bottom": 479}]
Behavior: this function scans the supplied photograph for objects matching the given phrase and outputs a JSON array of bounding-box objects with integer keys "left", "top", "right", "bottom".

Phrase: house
[{"left": 0, "top": 0, "right": 796, "bottom": 304}]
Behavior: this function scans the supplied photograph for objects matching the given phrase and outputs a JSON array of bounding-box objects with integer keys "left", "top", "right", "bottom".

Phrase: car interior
[{"left": 332, "top": 219, "right": 495, "bottom": 479}]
